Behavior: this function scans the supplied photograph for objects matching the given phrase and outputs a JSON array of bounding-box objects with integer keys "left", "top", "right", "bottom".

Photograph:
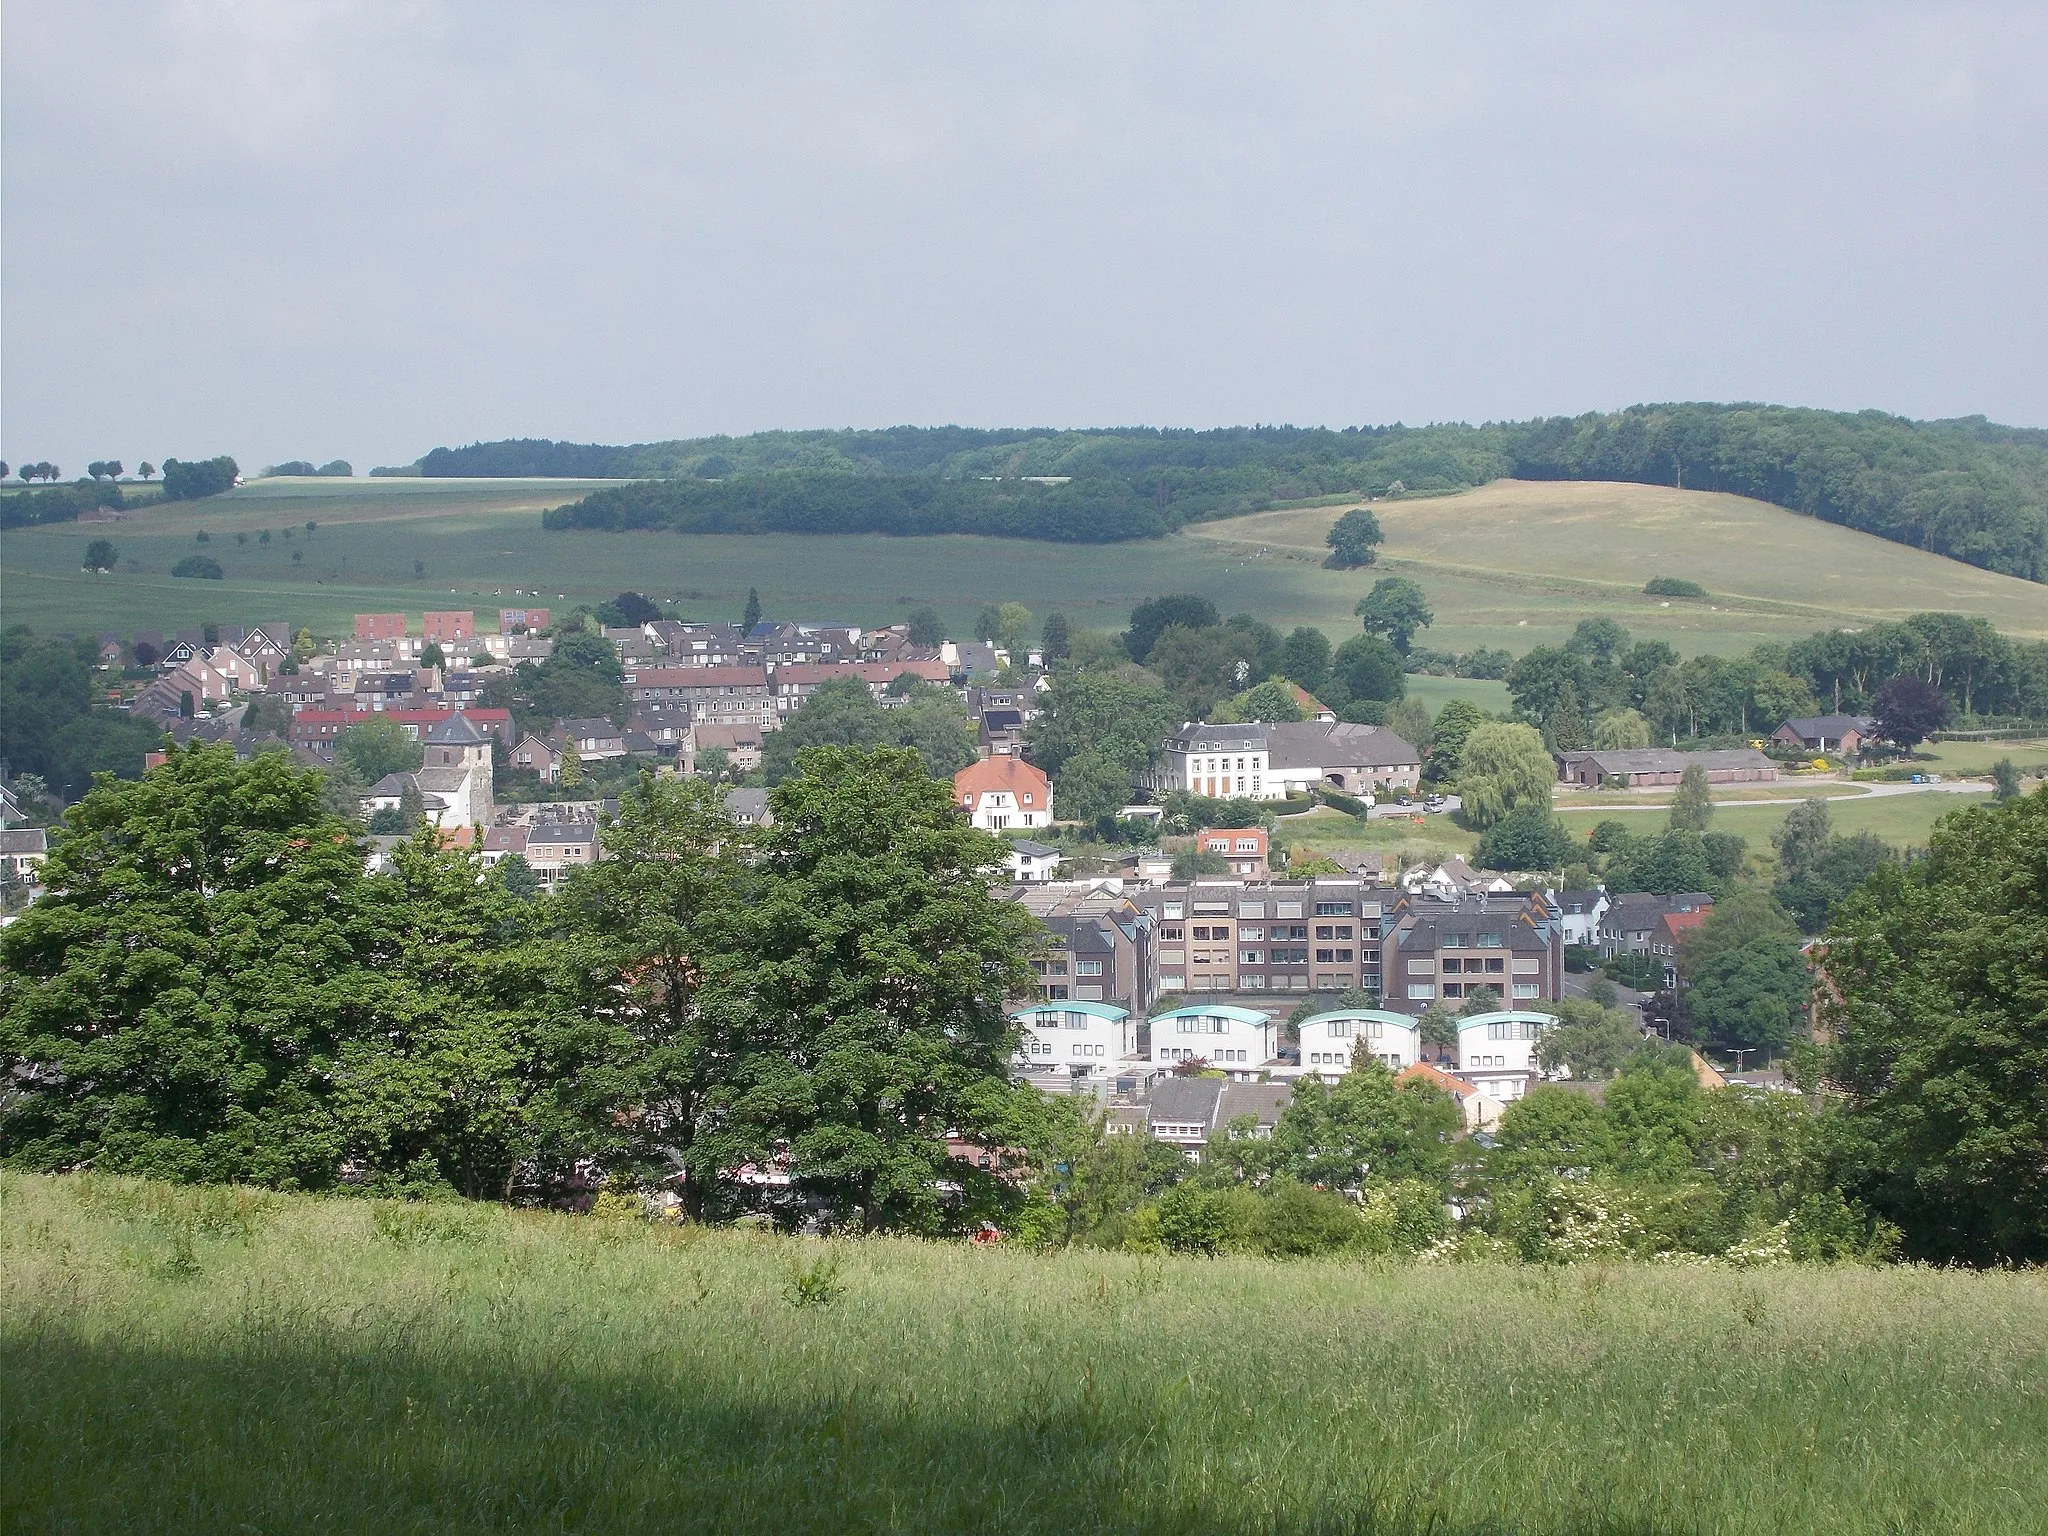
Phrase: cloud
[{"left": 4, "top": 1, "right": 2045, "bottom": 473}]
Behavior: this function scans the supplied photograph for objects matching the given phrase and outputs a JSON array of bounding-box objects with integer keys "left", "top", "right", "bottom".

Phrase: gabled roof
[
  {"left": 1777, "top": 714, "right": 1876, "bottom": 738},
  {"left": 1397, "top": 1061, "right": 1476, "bottom": 1099}
]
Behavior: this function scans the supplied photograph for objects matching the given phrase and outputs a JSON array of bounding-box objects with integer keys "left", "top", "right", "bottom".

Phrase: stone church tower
[{"left": 420, "top": 710, "right": 495, "bottom": 829}]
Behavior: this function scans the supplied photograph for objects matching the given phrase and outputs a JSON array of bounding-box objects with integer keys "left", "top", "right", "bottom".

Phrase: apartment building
[
  {"left": 422, "top": 611, "right": 475, "bottom": 643},
  {"left": 1379, "top": 892, "right": 1565, "bottom": 1017},
  {"left": 353, "top": 613, "right": 407, "bottom": 640},
  {"left": 1127, "top": 880, "right": 1386, "bottom": 998},
  {"left": 624, "top": 665, "right": 777, "bottom": 731},
  {"left": 1003, "top": 884, "right": 1155, "bottom": 1010}
]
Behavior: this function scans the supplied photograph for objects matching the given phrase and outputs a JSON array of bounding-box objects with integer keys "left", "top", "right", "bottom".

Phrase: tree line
[
  {"left": 436, "top": 406, "right": 2047, "bottom": 576},
  {"left": 5, "top": 739, "right": 2041, "bottom": 1265}
]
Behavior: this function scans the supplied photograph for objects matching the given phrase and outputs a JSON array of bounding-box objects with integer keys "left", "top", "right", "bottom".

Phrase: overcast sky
[{"left": 5, "top": 3, "right": 2045, "bottom": 474}]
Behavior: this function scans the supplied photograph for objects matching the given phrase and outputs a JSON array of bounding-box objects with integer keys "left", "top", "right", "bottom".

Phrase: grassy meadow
[
  {"left": 5, "top": 1172, "right": 2046, "bottom": 1535},
  {"left": 6, "top": 477, "right": 2041, "bottom": 672}
]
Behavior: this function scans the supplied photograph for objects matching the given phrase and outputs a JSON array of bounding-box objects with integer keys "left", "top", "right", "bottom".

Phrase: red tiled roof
[{"left": 953, "top": 755, "right": 1051, "bottom": 805}]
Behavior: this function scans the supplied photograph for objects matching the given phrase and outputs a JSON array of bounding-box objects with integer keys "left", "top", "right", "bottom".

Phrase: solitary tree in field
[
  {"left": 138, "top": 461, "right": 155, "bottom": 480},
  {"left": 83, "top": 539, "right": 117, "bottom": 575},
  {"left": 306, "top": 520, "right": 317, "bottom": 536},
  {"left": 1356, "top": 577, "right": 1433, "bottom": 654},
  {"left": 1325, "top": 506, "right": 1384, "bottom": 568}
]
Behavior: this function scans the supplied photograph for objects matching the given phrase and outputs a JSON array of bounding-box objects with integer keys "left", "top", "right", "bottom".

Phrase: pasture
[
  {"left": 7, "top": 475, "right": 2037, "bottom": 663},
  {"left": 5, "top": 1171, "right": 2045, "bottom": 1535}
]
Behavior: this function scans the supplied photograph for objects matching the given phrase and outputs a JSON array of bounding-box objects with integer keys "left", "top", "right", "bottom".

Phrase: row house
[
  {"left": 524, "top": 821, "right": 599, "bottom": 888},
  {"left": 1295, "top": 1008, "right": 1423, "bottom": 1080},
  {"left": 1379, "top": 892, "right": 1566, "bottom": 1017},
  {"left": 477, "top": 634, "right": 555, "bottom": 663},
  {"left": 555, "top": 718, "right": 628, "bottom": 760},
  {"left": 1109, "top": 1077, "right": 1292, "bottom": 1154},
  {"left": 1004, "top": 884, "right": 1156, "bottom": 1011},
  {"left": 498, "top": 606, "right": 550, "bottom": 633},
  {"left": 740, "top": 621, "right": 863, "bottom": 666},
  {"left": 1598, "top": 892, "right": 1715, "bottom": 961},
  {"left": 354, "top": 613, "right": 408, "bottom": 640},
  {"left": 1148, "top": 1005, "right": 1277, "bottom": 1079},
  {"left": 1010, "top": 1001, "right": 1140, "bottom": 1082},
  {"left": 692, "top": 721, "right": 764, "bottom": 772},
  {"left": 1127, "top": 880, "right": 1387, "bottom": 999},
  {"left": 624, "top": 665, "right": 778, "bottom": 731},
  {"left": 288, "top": 705, "right": 513, "bottom": 758},
  {"left": 772, "top": 660, "right": 952, "bottom": 716},
  {"left": 423, "top": 611, "right": 475, "bottom": 643},
  {"left": 647, "top": 621, "right": 744, "bottom": 665}
]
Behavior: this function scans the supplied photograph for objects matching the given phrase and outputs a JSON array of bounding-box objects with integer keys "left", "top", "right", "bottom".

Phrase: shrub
[
  {"left": 170, "top": 555, "right": 224, "bottom": 580},
  {"left": 1644, "top": 576, "right": 1708, "bottom": 599}
]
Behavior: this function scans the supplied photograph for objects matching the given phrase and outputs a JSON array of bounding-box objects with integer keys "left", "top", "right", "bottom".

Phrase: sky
[{"left": 5, "top": 2, "right": 2046, "bottom": 475}]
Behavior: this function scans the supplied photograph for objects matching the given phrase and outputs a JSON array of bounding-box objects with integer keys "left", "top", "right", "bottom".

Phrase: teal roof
[
  {"left": 1011, "top": 1001, "right": 1129, "bottom": 1022},
  {"left": 1456, "top": 1009, "right": 1560, "bottom": 1031},
  {"left": 1148, "top": 1004, "right": 1272, "bottom": 1026},
  {"left": 1296, "top": 1009, "right": 1418, "bottom": 1032}
]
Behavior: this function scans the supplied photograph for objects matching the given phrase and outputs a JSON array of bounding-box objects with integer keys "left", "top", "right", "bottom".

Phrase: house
[
  {"left": 978, "top": 709, "right": 1028, "bottom": 757},
  {"left": 525, "top": 822, "right": 599, "bottom": 887},
  {"left": 1557, "top": 747, "right": 1776, "bottom": 789},
  {"left": 422, "top": 611, "right": 475, "bottom": 643},
  {"left": 1290, "top": 685, "right": 1337, "bottom": 723},
  {"left": 1149, "top": 1004, "right": 1278, "bottom": 1078},
  {"left": 1005, "top": 884, "right": 1156, "bottom": 1009},
  {"left": 692, "top": 721, "right": 765, "bottom": 772},
  {"left": 1294, "top": 1008, "right": 1422, "bottom": 1080},
  {"left": 1650, "top": 907, "right": 1709, "bottom": 987},
  {"left": 1597, "top": 892, "right": 1714, "bottom": 961},
  {"left": 554, "top": 718, "right": 628, "bottom": 760},
  {"left": 362, "top": 772, "right": 419, "bottom": 814},
  {"left": 1380, "top": 891, "right": 1565, "bottom": 1016},
  {"left": 1402, "top": 857, "right": 1512, "bottom": 900},
  {"left": 1552, "top": 888, "right": 1609, "bottom": 948},
  {"left": 1010, "top": 1001, "right": 1138, "bottom": 1081},
  {"left": 1, "top": 827, "right": 49, "bottom": 884},
  {"left": 1142, "top": 723, "right": 1274, "bottom": 799},
  {"left": 511, "top": 734, "right": 562, "bottom": 783},
  {"left": 953, "top": 756, "right": 1052, "bottom": 831},
  {"left": 1772, "top": 715, "right": 1878, "bottom": 756},
  {"left": 1195, "top": 826, "right": 1269, "bottom": 878},
  {"left": 1266, "top": 721, "right": 1422, "bottom": 796},
  {"left": 1454, "top": 1009, "right": 1560, "bottom": 1102},
  {"left": 1005, "top": 839, "right": 1062, "bottom": 884},
  {"left": 722, "top": 788, "right": 773, "bottom": 827},
  {"left": 479, "top": 825, "right": 529, "bottom": 868},
  {"left": 1128, "top": 1076, "right": 1292, "bottom": 1152},
  {"left": 1397, "top": 1061, "right": 1503, "bottom": 1131},
  {"left": 1128, "top": 879, "right": 1387, "bottom": 998},
  {"left": 1140, "top": 720, "right": 1421, "bottom": 801},
  {"left": 354, "top": 613, "right": 407, "bottom": 640},
  {"left": 648, "top": 621, "right": 742, "bottom": 665},
  {"left": 629, "top": 702, "right": 693, "bottom": 759},
  {"left": 498, "top": 606, "right": 549, "bottom": 633}
]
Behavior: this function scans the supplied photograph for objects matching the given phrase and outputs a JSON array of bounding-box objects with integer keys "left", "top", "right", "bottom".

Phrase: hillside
[
  {"left": 8, "top": 1172, "right": 2047, "bottom": 1534},
  {"left": 417, "top": 404, "right": 2048, "bottom": 580},
  {"left": 4, "top": 475, "right": 2041, "bottom": 660}
]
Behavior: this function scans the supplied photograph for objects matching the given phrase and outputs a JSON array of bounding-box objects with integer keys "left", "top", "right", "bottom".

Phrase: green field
[
  {"left": 6, "top": 1172, "right": 2045, "bottom": 1535},
  {"left": 1553, "top": 787, "right": 1989, "bottom": 850},
  {"left": 6, "top": 475, "right": 2040, "bottom": 657}
]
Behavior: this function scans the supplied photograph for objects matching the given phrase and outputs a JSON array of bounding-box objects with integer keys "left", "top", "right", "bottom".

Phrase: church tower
[{"left": 422, "top": 710, "right": 495, "bottom": 828}]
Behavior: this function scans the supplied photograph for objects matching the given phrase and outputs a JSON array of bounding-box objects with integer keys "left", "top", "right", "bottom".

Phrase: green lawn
[
  {"left": 9, "top": 475, "right": 2037, "bottom": 659},
  {"left": 1913, "top": 738, "right": 2048, "bottom": 776},
  {"left": 6, "top": 1172, "right": 2045, "bottom": 1535},
  {"left": 1555, "top": 788, "right": 1987, "bottom": 850}
]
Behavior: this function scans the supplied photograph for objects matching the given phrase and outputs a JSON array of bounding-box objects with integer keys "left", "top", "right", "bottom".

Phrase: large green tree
[
  {"left": 0, "top": 748, "right": 384, "bottom": 1185},
  {"left": 1821, "top": 787, "right": 2048, "bottom": 1263},
  {"left": 1025, "top": 666, "right": 1175, "bottom": 777},
  {"left": 335, "top": 717, "right": 424, "bottom": 784},
  {"left": 1324, "top": 505, "right": 1384, "bottom": 568},
  {"left": 1456, "top": 721, "right": 1555, "bottom": 829},
  {"left": 761, "top": 676, "right": 976, "bottom": 784},
  {"left": 1260, "top": 1057, "right": 1460, "bottom": 1191},
  {"left": 1355, "top": 577, "right": 1433, "bottom": 655},
  {"left": 713, "top": 747, "right": 1040, "bottom": 1232}
]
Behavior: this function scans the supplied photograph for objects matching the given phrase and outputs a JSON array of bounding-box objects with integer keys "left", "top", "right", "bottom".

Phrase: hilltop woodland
[
  {"left": 1, "top": 728, "right": 2044, "bottom": 1267},
  {"left": 487, "top": 406, "right": 2048, "bottom": 580}
]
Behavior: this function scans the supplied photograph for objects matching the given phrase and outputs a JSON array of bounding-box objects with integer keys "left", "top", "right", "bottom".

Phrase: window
[
  {"left": 1441, "top": 957, "right": 1462, "bottom": 974},
  {"left": 1316, "top": 926, "right": 1334, "bottom": 941},
  {"left": 1047, "top": 986, "right": 1068, "bottom": 1000},
  {"left": 1283, "top": 925, "right": 1308, "bottom": 940},
  {"left": 1315, "top": 902, "right": 1354, "bottom": 917},
  {"left": 1406, "top": 984, "right": 1436, "bottom": 1000},
  {"left": 1235, "top": 839, "right": 1259, "bottom": 853},
  {"left": 1162, "top": 926, "right": 1184, "bottom": 940},
  {"left": 1238, "top": 902, "right": 1265, "bottom": 919},
  {"left": 1486, "top": 958, "right": 1505, "bottom": 974},
  {"left": 1407, "top": 958, "right": 1433, "bottom": 975},
  {"left": 1334, "top": 949, "right": 1353, "bottom": 962},
  {"left": 1275, "top": 902, "right": 1304, "bottom": 919},
  {"left": 1239, "top": 926, "right": 1263, "bottom": 942},
  {"left": 1513, "top": 958, "right": 1541, "bottom": 975},
  {"left": 1443, "top": 983, "right": 1462, "bottom": 998},
  {"left": 1163, "top": 903, "right": 1184, "bottom": 920},
  {"left": 1487, "top": 1021, "right": 1510, "bottom": 1039},
  {"left": 1478, "top": 932, "right": 1504, "bottom": 948},
  {"left": 1075, "top": 960, "right": 1102, "bottom": 976},
  {"left": 1513, "top": 982, "right": 1542, "bottom": 999},
  {"left": 1327, "top": 1019, "right": 1353, "bottom": 1038},
  {"left": 1239, "top": 951, "right": 1262, "bottom": 965}
]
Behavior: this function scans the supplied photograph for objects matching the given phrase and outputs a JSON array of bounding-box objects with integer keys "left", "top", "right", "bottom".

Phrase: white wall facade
[
  {"left": 1455, "top": 1010, "right": 1558, "bottom": 1083},
  {"left": 1149, "top": 1007, "right": 1277, "bottom": 1077},
  {"left": 1013, "top": 1004, "right": 1134, "bottom": 1077},
  {"left": 1297, "top": 1010, "right": 1422, "bottom": 1079}
]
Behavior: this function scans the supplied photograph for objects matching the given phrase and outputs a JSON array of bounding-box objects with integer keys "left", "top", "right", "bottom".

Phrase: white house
[
  {"left": 953, "top": 756, "right": 1053, "bottom": 830},
  {"left": 1295, "top": 1008, "right": 1422, "bottom": 1080},
  {"left": 1552, "top": 889, "right": 1609, "bottom": 948},
  {"left": 1005, "top": 839, "right": 1063, "bottom": 884},
  {"left": 1149, "top": 1004, "right": 1278, "bottom": 1079},
  {"left": 1012, "top": 1002, "right": 1136, "bottom": 1079},
  {"left": 1454, "top": 1009, "right": 1559, "bottom": 1102},
  {"left": 1141, "top": 723, "right": 1276, "bottom": 800}
]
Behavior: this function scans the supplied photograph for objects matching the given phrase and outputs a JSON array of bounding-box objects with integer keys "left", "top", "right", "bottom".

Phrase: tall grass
[{"left": 4, "top": 1172, "right": 2044, "bottom": 1534}]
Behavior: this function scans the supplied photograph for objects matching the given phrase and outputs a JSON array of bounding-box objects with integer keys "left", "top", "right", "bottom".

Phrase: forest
[{"left": 431, "top": 406, "right": 2047, "bottom": 577}]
